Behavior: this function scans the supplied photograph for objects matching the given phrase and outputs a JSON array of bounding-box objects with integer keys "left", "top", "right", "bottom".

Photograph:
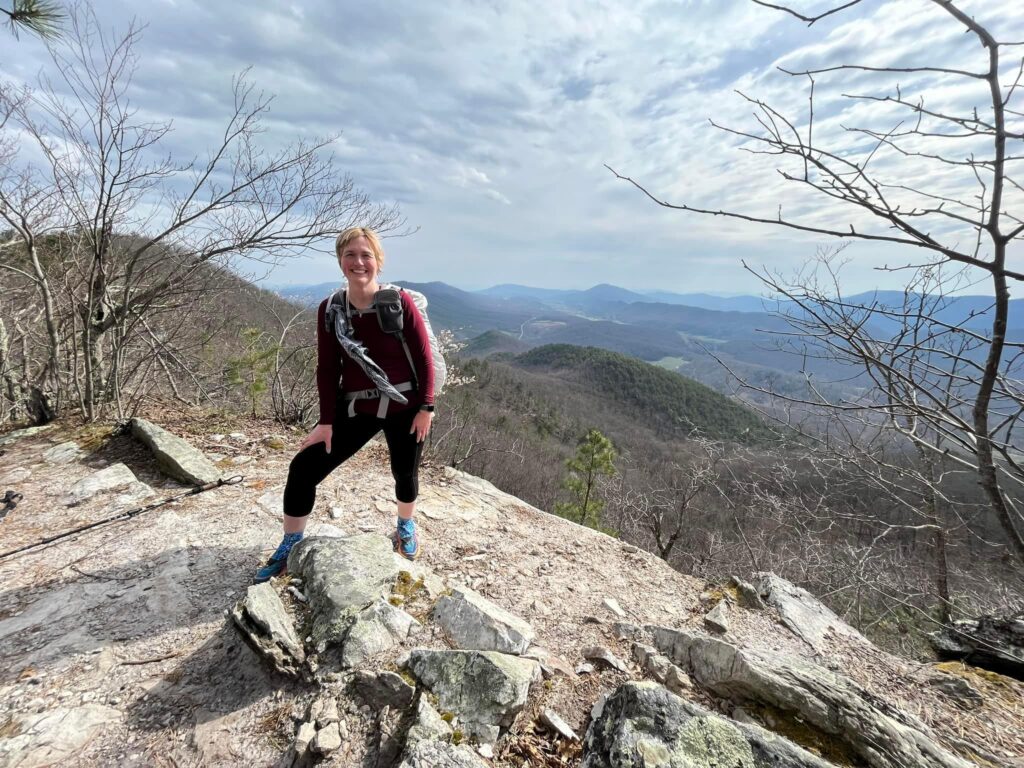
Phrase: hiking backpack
[{"left": 327, "top": 284, "right": 447, "bottom": 394}]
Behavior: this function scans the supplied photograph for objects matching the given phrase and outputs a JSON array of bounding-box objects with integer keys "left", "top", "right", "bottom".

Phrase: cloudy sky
[{"left": 6, "top": 0, "right": 1023, "bottom": 294}]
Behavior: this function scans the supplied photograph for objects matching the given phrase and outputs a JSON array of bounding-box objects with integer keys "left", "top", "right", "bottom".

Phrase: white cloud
[{"left": 3, "top": 0, "right": 1022, "bottom": 294}]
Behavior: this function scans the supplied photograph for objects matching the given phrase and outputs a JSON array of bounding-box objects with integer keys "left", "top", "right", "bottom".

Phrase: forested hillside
[{"left": 513, "top": 345, "right": 773, "bottom": 443}]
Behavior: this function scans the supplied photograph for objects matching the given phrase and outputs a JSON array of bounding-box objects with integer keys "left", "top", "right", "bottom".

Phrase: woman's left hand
[{"left": 411, "top": 410, "right": 434, "bottom": 443}]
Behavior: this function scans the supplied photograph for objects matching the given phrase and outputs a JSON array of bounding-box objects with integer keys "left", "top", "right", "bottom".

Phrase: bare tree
[
  {"left": 0, "top": 7, "right": 401, "bottom": 421},
  {"left": 611, "top": 438, "right": 726, "bottom": 561},
  {"left": 611, "top": 0, "right": 1024, "bottom": 564}
]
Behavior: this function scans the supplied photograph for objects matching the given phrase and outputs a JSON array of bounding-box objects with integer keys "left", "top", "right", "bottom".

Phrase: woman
[{"left": 255, "top": 227, "right": 435, "bottom": 582}]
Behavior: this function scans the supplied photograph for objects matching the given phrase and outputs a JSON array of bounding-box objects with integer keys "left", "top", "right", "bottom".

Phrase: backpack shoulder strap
[{"left": 391, "top": 288, "right": 419, "bottom": 391}]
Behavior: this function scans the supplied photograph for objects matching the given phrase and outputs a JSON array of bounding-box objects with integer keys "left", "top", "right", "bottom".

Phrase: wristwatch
[{"left": 419, "top": 404, "right": 435, "bottom": 413}]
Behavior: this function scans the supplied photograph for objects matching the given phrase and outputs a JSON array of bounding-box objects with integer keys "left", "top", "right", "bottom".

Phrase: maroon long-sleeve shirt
[{"left": 316, "top": 291, "right": 434, "bottom": 423}]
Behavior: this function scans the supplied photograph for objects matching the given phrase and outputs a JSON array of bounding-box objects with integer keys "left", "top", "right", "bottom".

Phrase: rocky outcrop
[
  {"left": 583, "top": 681, "right": 834, "bottom": 768},
  {"left": 432, "top": 585, "right": 534, "bottom": 654},
  {"left": 930, "top": 617, "right": 1024, "bottom": 681},
  {"left": 753, "top": 572, "right": 867, "bottom": 652},
  {"left": 130, "top": 417, "right": 221, "bottom": 485},
  {"left": 404, "top": 649, "right": 540, "bottom": 743},
  {"left": 7, "top": 418, "right": 1021, "bottom": 768},
  {"left": 651, "top": 626, "right": 973, "bottom": 768},
  {"left": 287, "top": 535, "right": 401, "bottom": 647},
  {"left": 230, "top": 582, "right": 305, "bottom": 677}
]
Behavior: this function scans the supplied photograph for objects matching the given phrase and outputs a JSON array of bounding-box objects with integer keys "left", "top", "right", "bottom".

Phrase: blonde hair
[{"left": 335, "top": 227, "right": 385, "bottom": 270}]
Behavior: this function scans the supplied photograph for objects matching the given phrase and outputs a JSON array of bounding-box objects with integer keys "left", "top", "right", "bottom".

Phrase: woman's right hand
[{"left": 300, "top": 424, "right": 333, "bottom": 453}]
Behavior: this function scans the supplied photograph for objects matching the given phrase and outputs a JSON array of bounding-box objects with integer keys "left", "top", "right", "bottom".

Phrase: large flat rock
[
  {"left": 0, "top": 424, "right": 53, "bottom": 447},
  {"left": 130, "top": 417, "right": 221, "bottom": 485},
  {"left": 0, "top": 704, "right": 121, "bottom": 768},
  {"left": 583, "top": 681, "right": 834, "bottom": 768},
  {"left": 930, "top": 616, "right": 1024, "bottom": 681},
  {"left": 432, "top": 585, "right": 534, "bottom": 654},
  {"left": 651, "top": 626, "right": 973, "bottom": 768},
  {"left": 753, "top": 572, "right": 867, "bottom": 652},
  {"left": 63, "top": 463, "right": 139, "bottom": 506}
]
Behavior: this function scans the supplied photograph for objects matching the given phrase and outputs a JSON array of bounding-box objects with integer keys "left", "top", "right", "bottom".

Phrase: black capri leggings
[{"left": 283, "top": 407, "right": 423, "bottom": 518}]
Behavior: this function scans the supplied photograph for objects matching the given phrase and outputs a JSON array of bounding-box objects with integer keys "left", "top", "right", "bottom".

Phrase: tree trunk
[{"left": 975, "top": 258, "right": 1024, "bottom": 562}]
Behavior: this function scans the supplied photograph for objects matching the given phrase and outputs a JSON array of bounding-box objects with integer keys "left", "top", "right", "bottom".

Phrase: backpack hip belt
[{"left": 342, "top": 380, "right": 415, "bottom": 418}]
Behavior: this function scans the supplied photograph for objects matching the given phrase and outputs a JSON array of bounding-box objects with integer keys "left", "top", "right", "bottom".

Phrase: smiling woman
[{"left": 254, "top": 227, "right": 436, "bottom": 581}]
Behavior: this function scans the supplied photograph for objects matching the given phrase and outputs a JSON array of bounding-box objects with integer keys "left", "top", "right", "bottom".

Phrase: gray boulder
[
  {"left": 704, "top": 600, "right": 730, "bottom": 633},
  {"left": 404, "top": 649, "right": 540, "bottom": 743},
  {"left": 753, "top": 572, "right": 866, "bottom": 652},
  {"left": 397, "top": 741, "right": 489, "bottom": 768},
  {"left": 63, "top": 463, "right": 139, "bottom": 506},
  {"left": 583, "top": 681, "right": 835, "bottom": 768},
  {"left": 930, "top": 617, "right": 1024, "bottom": 681},
  {"left": 731, "top": 576, "right": 766, "bottom": 609},
  {"left": 0, "top": 424, "right": 53, "bottom": 447},
  {"left": 43, "top": 441, "right": 81, "bottom": 464},
  {"left": 312, "top": 722, "right": 341, "bottom": 756},
  {"left": 354, "top": 670, "right": 416, "bottom": 710},
  {"left": 230, "top": 582, "right": 305, "bottom": 677},
  {"left": 340, "top": 598, "right": 420, "bottom": 668},
  {"left": 651, "top": 626, "right": 973, "bottom": 768},
  {"left": 583, "top": 645, "right": 628, "bottom": 673},
  {"left": 287, "top": 535, "right": 401, "bottom": 647},
  {"left": 632, "top": 642, "right": 691, "bottom": 695},
  {"left": 404, "top": 697, "right": 453, "bottom": 746},
  {"left": 130, "top": 417, "right": 221, "bottom": 485},
  {"left": 0, "top": 466, "right": 31, "bottom": 484},
  {"left": 432, "top": 585, "right": 534, "bottom": 654}
]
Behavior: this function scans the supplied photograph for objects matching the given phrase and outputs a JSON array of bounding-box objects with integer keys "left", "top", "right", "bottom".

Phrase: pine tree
[
  {"left": 3, "top": 1, "right": 64, "bottom": 40},
  {"left": 554, "top": 429, "right": 617, "bottom": 529},
  {"left": 226, "top": 328, "right": 280, "bottom": 418}
]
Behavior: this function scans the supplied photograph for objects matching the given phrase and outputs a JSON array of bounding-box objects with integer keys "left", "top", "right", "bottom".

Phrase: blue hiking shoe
[
  {"left": 254, "top": 532, "right": 304, "bottom": 583},
  {"left": 392, "top": 517, "right": 420, "bottom": 561}
]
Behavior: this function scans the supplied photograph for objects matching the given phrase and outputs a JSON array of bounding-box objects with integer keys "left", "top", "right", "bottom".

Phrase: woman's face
[{"left": 340, "top": 235, "right": 380, "bottom": 288}]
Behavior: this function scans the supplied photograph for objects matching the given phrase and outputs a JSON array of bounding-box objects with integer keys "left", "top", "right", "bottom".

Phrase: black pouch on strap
[{"left": 374, "top": 288, "right": 404, "bottom": 335}]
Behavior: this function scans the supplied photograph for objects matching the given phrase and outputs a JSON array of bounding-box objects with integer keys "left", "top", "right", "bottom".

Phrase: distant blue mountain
[
  {"left": 479, "top": 283, "right": 647, "bottom": 304},
  {"left": 641, "top": 291, "right": 776, "bottom": 313},
  {"left": 275, "top": 281, "right": 341, "bottom": 306},
  {"left": 477, "top": 284, "right": 572, "bottom": 301},
  {"left": 821, "top": 291, "right": 1024, "bottom": 335}
]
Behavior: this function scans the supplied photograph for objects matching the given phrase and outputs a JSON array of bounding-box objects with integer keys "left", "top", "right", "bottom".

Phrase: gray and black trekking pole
[{"left": 0, "top": 475, "right": 244, "bottom": 562}]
